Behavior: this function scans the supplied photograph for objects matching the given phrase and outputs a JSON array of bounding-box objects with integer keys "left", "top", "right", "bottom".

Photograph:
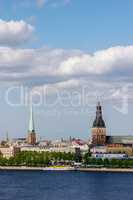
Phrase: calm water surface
[{"left": 0, "top": 170, "right": 132, "bottom": 200}]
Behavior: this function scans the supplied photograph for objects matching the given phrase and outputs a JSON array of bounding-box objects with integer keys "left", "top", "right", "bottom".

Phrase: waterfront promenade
[
  {"left": 1, "top": 166, "right": 133, "bottom": 172},
  {"left": 79, "top": 167, "right": 133, "bottom": 173}
]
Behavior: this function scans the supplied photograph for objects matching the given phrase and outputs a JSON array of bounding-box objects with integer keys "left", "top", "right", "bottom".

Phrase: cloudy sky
[{"left": 0, "top": 0, "right": 133, "bottom": 139}]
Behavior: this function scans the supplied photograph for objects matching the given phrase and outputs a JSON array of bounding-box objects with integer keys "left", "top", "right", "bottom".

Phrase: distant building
[
  {"left": 91, "top": 102, "right": 106, "bottom": 146},
  {"left": 71, "top": 139, "right": 88, "bottom": 152},
  {"left": 27, "top": 105, "right": 36, "bottom": 145},
  {"left": 92, "top": 153, "right": 127, "bottom": 159},
  {"left": 0, "top": 146, "right": 20, "bottom": 159},
  {"left": 20, "top": 138, "right": 88, "bottom": 154},
  {"left": 106, "top": 136, "right": 133, "bottom": 146},
  {"left": 90, "top": 146, "right": 107, "bottom": 154},
  {"left": 12, "top": 138, "right": 27, "bottom": 146},
  {"left": 20, "top": 145, "right": 75, "bottom": 153},
  {"left": 90, "top": 102, "right": 133, "bottom": 156}
]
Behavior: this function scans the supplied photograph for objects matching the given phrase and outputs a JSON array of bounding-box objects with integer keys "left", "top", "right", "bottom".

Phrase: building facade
[
  {"left": 91, "top": 102, "right": 133, "bottom": 156},
  {"left": 0, "top": 146, "right": 20, "bottom": 159}
]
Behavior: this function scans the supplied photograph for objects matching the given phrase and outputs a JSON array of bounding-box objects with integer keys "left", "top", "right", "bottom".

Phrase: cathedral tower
[{"left": 91, "top": 102, "right": 106, "bottom": 146}]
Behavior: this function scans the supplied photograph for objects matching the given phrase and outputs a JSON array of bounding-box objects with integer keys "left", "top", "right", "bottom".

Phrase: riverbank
[
  {"left": 79, "top": 167, "right": 133, "bottom": 173},
  {"left": 1, "top": 166, "right": 133, "bottom": 172},
  {"left": 0, "top": 166, "right": 75, "bottom": 171}
]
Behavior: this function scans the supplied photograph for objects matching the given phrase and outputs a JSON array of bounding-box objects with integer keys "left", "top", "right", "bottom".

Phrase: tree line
[
  {"left": 0, "top": 151, "right": 75, "bottom": 167},
  {"left": 0, "top": 151, "right": 133, "bottom": 168},
  {"left": 83, "top": 152, "right": 133, "bottom": 168}
]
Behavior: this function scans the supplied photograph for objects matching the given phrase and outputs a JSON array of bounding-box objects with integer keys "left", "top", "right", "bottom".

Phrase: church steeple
[
  {"left": 27, "top": 105, "right": 36, "bottom": 145},
  {"left": 91, "top": 102, "right": 106, "bottom": 146},
  {"left": 93, "top": 102, "right": 106, "bottom": 128},
  {"left": 28, "top": 105, "right": 35, "bottom": 133}
]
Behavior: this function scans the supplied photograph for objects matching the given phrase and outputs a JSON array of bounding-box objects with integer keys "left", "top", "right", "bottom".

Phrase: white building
[
  {"left": 0, "top": 146, "right": 20, "bottom": 159},
  {"left": 20, "top": 145, "right": 75, "bottom": 153}
]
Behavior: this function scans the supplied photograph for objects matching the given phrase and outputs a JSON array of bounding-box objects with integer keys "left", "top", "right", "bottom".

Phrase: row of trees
[
  {"left": 1, "top": 151, "right": 133, "bottom": 168},
  {"left": 83, "top": 153, "right": 133, "bottom": 168},
  {"left": 0, "top": 151, "right": 76, "bottom": 167}
]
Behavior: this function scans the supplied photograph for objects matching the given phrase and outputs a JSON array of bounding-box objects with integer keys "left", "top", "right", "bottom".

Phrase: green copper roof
[{"left": 28, "top": 105, "right": 35, "bottom": 133}]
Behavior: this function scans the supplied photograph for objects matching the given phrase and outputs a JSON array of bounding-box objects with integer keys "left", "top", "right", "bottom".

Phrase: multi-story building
[
  {"left": 0, "top": 146, "right": 20, "bottom": 159},
  {"left": 91, "top": 102, "right": 133, "bottom": 156},
  {"left": 20, "top": 138, "right": 88, "bottom": 154}
]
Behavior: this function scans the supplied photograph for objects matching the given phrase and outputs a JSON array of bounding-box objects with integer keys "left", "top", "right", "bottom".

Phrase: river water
[{"left": 0, "top": 170, "right": 132, "bottom": 200}]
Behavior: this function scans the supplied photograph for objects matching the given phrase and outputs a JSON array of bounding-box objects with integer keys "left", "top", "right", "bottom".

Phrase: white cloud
[
  {"left": 58, "top": 46, "right": 133, "bottom": 76},
  {"left": 0, "top": 19, "right": 34, "bottom": 46},
  {"left": 0, "top": 45, "right": 132, "bottom": 103},
  {"left": 32, "top": 79, "right": 82, "bottom": 95},
  {"left": 0, "top": 45, "right": 132, "bottom": 96}
]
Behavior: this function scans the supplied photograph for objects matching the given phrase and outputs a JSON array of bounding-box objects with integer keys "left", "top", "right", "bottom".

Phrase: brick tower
[{"left": 92, "top": 102, "right": 106, "bottom": 146}]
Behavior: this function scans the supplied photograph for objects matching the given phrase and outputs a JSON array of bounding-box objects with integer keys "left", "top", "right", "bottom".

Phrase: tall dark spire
[{"left": 93, "top": 102, "right": 106, "bottom": 128}]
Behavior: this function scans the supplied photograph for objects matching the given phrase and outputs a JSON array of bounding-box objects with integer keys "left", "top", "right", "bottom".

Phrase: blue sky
[
  {"left": 1, "top": 0, "right": 133, "bottom": 50},
  {"left": 0, "top": 0, "right": 132, "bottom": 140}
]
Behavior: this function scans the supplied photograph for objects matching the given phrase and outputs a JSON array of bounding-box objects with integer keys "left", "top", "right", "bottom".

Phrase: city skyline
[
  {"left": 0, "top": 0, "right": 133, "bottom": 138},
  {"left": 1, "top": 101, "right": 133, "bottom": 141}
]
